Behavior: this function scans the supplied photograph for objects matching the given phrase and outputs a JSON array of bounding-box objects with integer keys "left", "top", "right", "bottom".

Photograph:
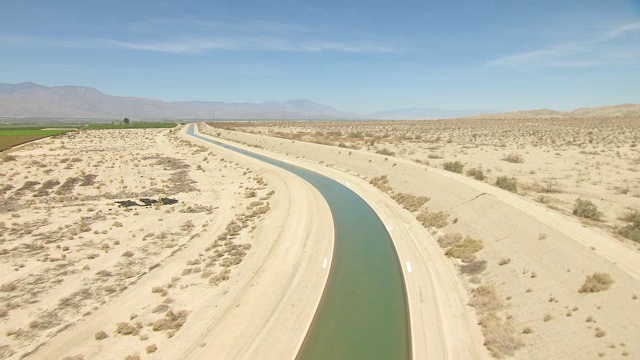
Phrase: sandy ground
[
  {"left": 0, "top": 126, "right": 333, "bottom": 360},
  {"left": 207, "top": 120, "right": 640, "bottom": 360}
]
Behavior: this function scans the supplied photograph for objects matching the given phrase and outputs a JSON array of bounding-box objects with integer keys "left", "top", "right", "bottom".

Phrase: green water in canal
[{"left": 187, "top": 126, "right": 410, "bottom": 360}]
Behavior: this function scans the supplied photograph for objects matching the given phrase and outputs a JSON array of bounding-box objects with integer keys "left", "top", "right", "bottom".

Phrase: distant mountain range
[
  {"left": 0, "top": 82, "right": 356, "bottom": 120},
  {"left": 368, "top": 107, "right": 493, "bottom": 120},
  {"left": 0, "top": 82, "right": 637, "bottom": 121}
]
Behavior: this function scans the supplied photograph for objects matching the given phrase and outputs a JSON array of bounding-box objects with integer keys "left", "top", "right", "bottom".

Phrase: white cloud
[
  {"left": 101, "top": 37, "right": 399, "bottom": 54},
  {"left": 488, "top": 23, "right": 640, "bottom": 68},
  {"left": 597, "top": 23, "right": 640, "bottom": 43},
  {"left": 0, "top": 33, "right": 399, "bottom": 54}
]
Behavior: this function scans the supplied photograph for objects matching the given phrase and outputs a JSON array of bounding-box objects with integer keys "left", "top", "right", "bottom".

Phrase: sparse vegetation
[
  {"left": 438, "top": 233, "right": 463, "bottom": 248},
  {"left": 459, "top": 259, "right": 487, "bottom": 275},
  {"left": 468, "top": 285, "right": 524, "bottom": 358}
]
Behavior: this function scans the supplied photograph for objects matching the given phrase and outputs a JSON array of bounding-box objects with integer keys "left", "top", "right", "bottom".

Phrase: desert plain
[{"left": 0, "top": 116, "right": 639, "bottom": 360}]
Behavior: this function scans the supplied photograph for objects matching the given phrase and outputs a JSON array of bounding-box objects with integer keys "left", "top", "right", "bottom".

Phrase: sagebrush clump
[
  {"left": 579, "top": 272, "right": 614, "bottom": 293},
  {"left": 443, "top": 161, "right": 464, "bottom": 173},
  {"left": 445, "top": 237, "right": 484, "bottom": 262},
  {"left": 573, "top": 198, "right": 602, "bottom": 221},
  {"left": 618, "top": 210, "right": 640, "bottom": 242},
  {"left": 496, "top": 176, "right": 518, "bottom": 192},
  {"left": 466, "top": 167, "right": 485, "bottom": 180}
]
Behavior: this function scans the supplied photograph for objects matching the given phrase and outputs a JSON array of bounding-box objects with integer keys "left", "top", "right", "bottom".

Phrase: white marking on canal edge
[
  {"left": 322, "top": 257, "right": 328, "bottom": 269},
  {"left": 344, "top": 181, "right": 351, "bottom": 187},
  {"left": 406, "top": 261, "right": 413, "bottom": 273}
]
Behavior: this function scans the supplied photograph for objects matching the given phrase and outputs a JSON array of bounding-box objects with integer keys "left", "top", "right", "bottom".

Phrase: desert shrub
[
  {"left": 94, "top": 330, "right": 108, "bottom": 340},
  {"left": 437, "top": 233, "right": 463, "bottom": 248},
  {"left": 460, "top": 259, "right": 487, "bottom": 275},
  {"left": 573, "top": 198, "right": 602, "bottom": 220},
  {"left": 443, "top": 161, "right": 464, "bottom": 173},
  {"left": 376, "top": 148, "right": 395, "bottom": 156},
  {"left": 55, "top": 177, "right": 80, "bottom": 195},
  {"left": 152, "top": 310, "right": 188, "bottom": 332},
  {"left": 80, "top": 174, "right": 98, "bottom": 186},
  {"left": 152, "top": 304, "right": 170, "bottom": 313},
  {"left": 416, "top": 210, "right": 449, "bottom": 228},
  {"left": 496, "top": 176, "right": 518, "bottom": 192},
  {"left": 466, "top": 167, "right": 485, "bottom": 180},
  {"left": 445, "top": 237, "right": 484, "bottom": 262},
  {"left": 16, "top": 181, "right": 40, "bottom": 193},
  {"left": 116, "top": 322, "right": 141, "bottom": 336},
  {"left": 474, "top": 299, "right": 523, "bottom": 358},
  {"left": 151, "top": 286, "right": 168, "bottom": 296},
  {"left": 502, "top": 152, "right": 524, "bottom": 163},
  {"left": 498, "top": 258, "right": 511, "bottom": 266},
  {"left": 370, "top": 175, "right": 392, "bottom": 193},
  {"left": 124, "top": 353, "right": 141, "bottom": 360},
  {"left": 618, "top": 210, "right": 640, "bottom": 242},
  {"left": 209, "top": 269, "right": 231, "bottom": 285},
  {"left": 540, "top": 178, "right": 560, "bottom": 193},
  {"left": 146, "top": 344, "right": 158, "bottom": 353},
  {"left": 579, "top": 272, "right": 614, "bottom": 293},
  {"left": 391, "top": 193, "right": 430, "bottom": 212},
  {"left": 469, "top": 285, "right": 503, "bottom": 313}
]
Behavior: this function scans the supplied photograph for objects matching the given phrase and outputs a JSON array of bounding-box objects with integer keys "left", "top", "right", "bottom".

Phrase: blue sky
[{"left": 1, "top": 0, "right": 639, "bottom": 113}]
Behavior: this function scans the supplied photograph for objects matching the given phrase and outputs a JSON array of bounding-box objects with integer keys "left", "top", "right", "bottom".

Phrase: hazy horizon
[{"left": 1, "top": 0, "right": 639, "bottom": 113}]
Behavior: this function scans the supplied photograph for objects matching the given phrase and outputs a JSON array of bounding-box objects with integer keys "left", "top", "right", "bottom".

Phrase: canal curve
[{"left": 186, "top": 125, "right": 411, "bottom": 360}]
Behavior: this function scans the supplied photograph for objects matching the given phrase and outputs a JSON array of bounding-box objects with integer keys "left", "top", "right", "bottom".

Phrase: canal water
[{"left": 187, "top": 125, "right": 410, "bottom": 360}]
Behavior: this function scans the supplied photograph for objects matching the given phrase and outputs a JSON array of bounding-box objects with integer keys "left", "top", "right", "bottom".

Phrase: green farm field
[
  {"left": 0, "top": 128, "right": 72, "bottom": 151},
  {"left": 84, "top": 122, "right": 178, "bottom": 129},
  {"left": 0, "top": 122, "right": 177, "bottom": 151}
]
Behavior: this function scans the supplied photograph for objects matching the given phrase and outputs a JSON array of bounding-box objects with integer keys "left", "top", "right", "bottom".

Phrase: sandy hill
[{"left": 469, "top": 104, "right": 640, "bottom": 119}]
